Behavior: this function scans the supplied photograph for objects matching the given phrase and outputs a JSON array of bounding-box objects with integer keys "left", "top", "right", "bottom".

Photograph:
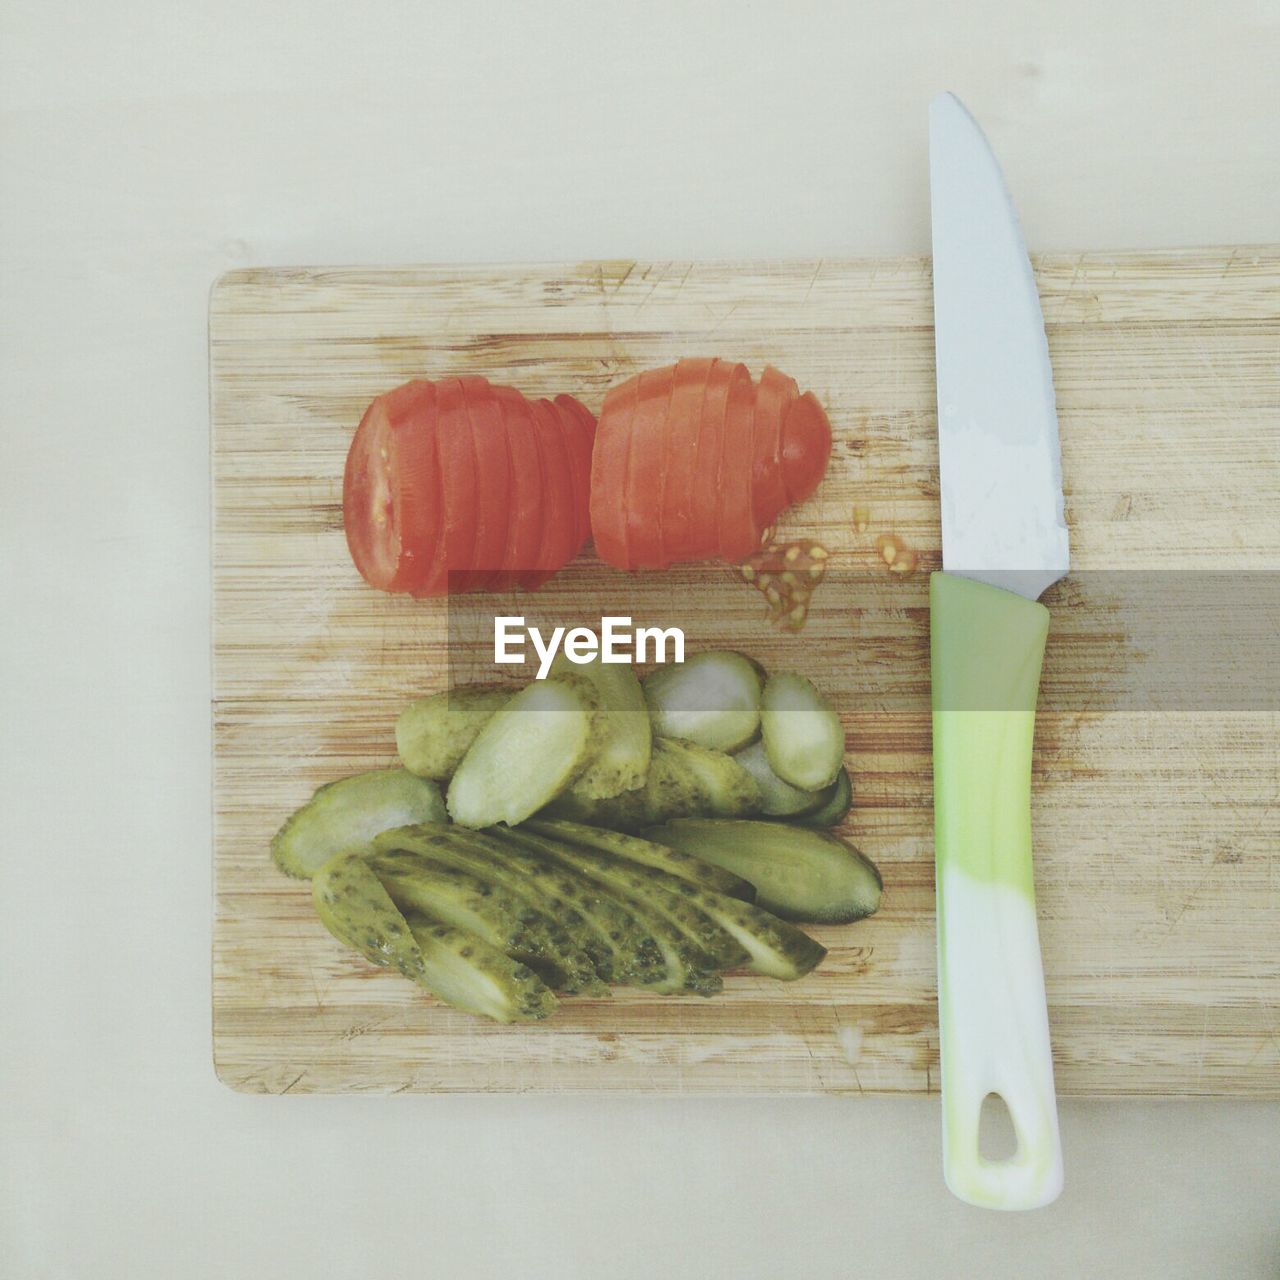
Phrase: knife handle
[{"left": 930, "top": 572, "right": 1063, "bottom": 1210}]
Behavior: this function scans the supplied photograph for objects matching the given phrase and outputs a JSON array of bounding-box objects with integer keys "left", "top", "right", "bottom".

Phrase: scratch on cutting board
[
  {"left": 790, "top": 1002, "right": 827, "bottom": 1090},
  {"left": 1052, "top": 253, "right": 1086, "bottom": 322},
  {"left": 710, "top": 302, "right": 741, "bottom": 334},
  {"left": 299, "top": 930, "right": 329, "bottom": 1012},
  {"left": 1243, "top": 1029, "right": 1280, "bottom": 1068},
  {"left": 339, "top": 1016, "right": 392, "bottom": 1042},
  {"left": 836, "top": 1024, "right": 866, "bottom": 1094},
  {"left": 634, "top": 265, "right": 666, "bottom": 312},
  {"left": 801, "top": 258, "right": 825, "bottom": 305},
  {"left": 611, "top": 261, "right": 636, "bottom": 294}
]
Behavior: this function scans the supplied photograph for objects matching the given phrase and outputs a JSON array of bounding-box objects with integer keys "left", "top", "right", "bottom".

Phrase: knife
[{"left": 928, "top": 92, "right": 1068, "bottom": 1210}]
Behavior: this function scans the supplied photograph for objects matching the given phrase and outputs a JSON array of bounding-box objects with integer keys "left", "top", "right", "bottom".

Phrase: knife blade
[
  {"left": 930, "top": 92, "right": 1069, "bottom": 598},
  {"left": 927, "top": 91, "right": 1066, "bottom": 1210}
]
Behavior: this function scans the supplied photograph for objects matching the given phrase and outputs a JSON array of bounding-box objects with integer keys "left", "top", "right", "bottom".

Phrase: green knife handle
[{"left": 930, "top": 571, "right": 1063, "bottom": 1210}]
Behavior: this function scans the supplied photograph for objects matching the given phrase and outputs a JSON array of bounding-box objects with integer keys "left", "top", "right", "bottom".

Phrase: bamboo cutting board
[{"left": 211, "top": 248, "right": 1280, "bottom": 1096}]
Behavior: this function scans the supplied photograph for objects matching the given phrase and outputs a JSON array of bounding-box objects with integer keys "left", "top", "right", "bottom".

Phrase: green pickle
[
  {"left": 272, "top": 768, "right": 447, "bottom": 878},
  {"left": 369, "top": 849, "right": 602, "bottom": 994}
]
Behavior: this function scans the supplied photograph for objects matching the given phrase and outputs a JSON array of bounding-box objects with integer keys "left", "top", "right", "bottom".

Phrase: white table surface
[{"left": 3, "top": 2, "right": 1278, "bottom": 1276}]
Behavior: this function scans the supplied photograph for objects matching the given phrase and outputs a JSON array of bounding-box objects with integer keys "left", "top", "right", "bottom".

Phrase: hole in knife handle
[{"left": 979, "top": 1092, "right": 1019, "bottom": 1162}]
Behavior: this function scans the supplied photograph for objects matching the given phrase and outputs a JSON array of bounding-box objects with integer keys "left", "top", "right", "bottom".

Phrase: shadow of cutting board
[{"left": 210, "top": 248, "right": 1280, "bottom": 1095}]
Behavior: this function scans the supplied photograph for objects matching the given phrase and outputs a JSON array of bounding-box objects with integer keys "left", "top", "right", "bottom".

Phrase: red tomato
[
  {"left": 430, "top": 378, "right": 479, "bottom": 595},
  {"left": 493, "top": 385, "right": 545, "bottom": 589},
  {"left": 781, "top": 390, "right": 832, "bottom": 505},
  {"left": 528, "top": 397, "right": 576, "bottom": 586},
  {"left": 587, "top": 359, "right": 830, "bottom": 571},
  {"left": 688, "top": 360, "right": 735, "bottom": 559},
  {"left": 625, "top": 366, "right": 676, "bottom": 569},
  {"left": 750, "top": 365, "right": 798, "bottom": 530},
  {"left": 717, "top": 362, "right": 759, "bottom": 561},
  {"left": 344, "top": 377, "right": 596, "bottom": 596},
  {"left": 660, "top": 357, "right": 715, "bottom": 567},
  {"left": 589, "top": 377, "right": 638, "bottom": 568},
  {"left": 343, "top": 380, "right": 442, "bottom": 594},
  {"left": 459, "top": 377, "right": 510, "bottom": 591}
]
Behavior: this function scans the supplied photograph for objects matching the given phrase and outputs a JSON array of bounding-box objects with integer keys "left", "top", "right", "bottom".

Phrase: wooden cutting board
[{"left": 211, "top": 248, "right": 1280, "bottom": 1096}]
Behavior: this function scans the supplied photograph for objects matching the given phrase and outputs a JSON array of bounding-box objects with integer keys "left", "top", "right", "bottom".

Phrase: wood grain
[{"left": 211, "top": 249, "right": 1280, "bottom": 1095}]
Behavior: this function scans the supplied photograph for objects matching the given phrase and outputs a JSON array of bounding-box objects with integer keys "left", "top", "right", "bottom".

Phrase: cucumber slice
[
  {"left": 368, "top": 849, "right": 606, "bottom": 995},
  {"left": 485, "top": 828, "right": 676, "bottom": 992},
  {"left": 525, "top": 818, "right": 755, "bottom": 902},
  {"left": 272, "top": 768, "right": 447, "bottom": 879},
  {"left": 732, "top": 740, "right": 828, "bottom": 817},
  {"left": 403, "top": 913, "right": 558, "bottom": 1023},
  {"left": 310, "top": 852, "right": 556, "bottom": 1021},
  {"left": 519, "top": 823, "right": 824, "bottom": 981},
  {"left": 542, "top": 739, "right": 758, "bottom": 830},
  {"left": 550, "top": 651, "right": 651, "bottom": 800},
  {"left": 504, "top": 819, "right": 814, "bottom": 977},
  {"left": 693, "top": 892, "right": 826, "bottom": 980},
  {"left": 310, "top": 851, "right": 427, "bottom": 980},
  {"left": 642, "top": 651, "right": 763, "bottom": 752},
  {"left": 540, "top": 780, "right": 648, "bottom": 832},
  {"left": 490, "top": 827, "right": 725, "bottom": 994},
  {"left": 627, "top": 739, "right": 708, "bottom": 824},
  {"left": 500, "top": 826, "right": 748, "bottom": 974},
  {"left": 483, "top": 824, "right": 706, "bottom": 993},
  {"left": 647, "top": 819, "right": 882, "bottom": 924},
  {"left": 792, "top": 767, "right": 853, "bottom": 829},
  {"left": 658, "top": 738, "right": 761, "bottom": 817},
  {"left": 447, "top": 675, "right": 600, "bottom": 828},
  {"left": 760, "top": 672, "right": 845, "bottom": 791},
  {"left": 396, "top": 684, "right": 512, "bottom": 780},
  {"left": 373, "top": 824, "right": 664, "bottom": 989}
]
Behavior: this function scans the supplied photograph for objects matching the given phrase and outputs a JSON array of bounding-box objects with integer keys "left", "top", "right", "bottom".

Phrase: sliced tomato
[
  {"left": 529, "top": 397, "right": 576, "bottom": 585},
  {"left": 553, "top": 393, "right": 595, "bottom": 557},
  {"left": 343, "top": 379, "right": 442, "bottom": 594},
  {"left": 780, "top": 390, "right": 833, "bottom": 505},
  {"left": 343, "top": 395, "right": 403, "bottom": 590},
  {"left": 429, "top": 377, "right": 479, "bottom": 594},
  {"left": 659, "top": 357, "right": 715, "bottom": 568},
  {"left": 625, "top": 366, "right": 676, "bottom": 569},
  {"left": 458, "top": 376, "right": 509, "bottom": 591},
  {"left": 493, "top": 385, "right": 545, "bottom": 588},
  {"left": 750, "top": 365, "right": 798, "bottom": 530},
  {"left": 717, "top": 362, "right": 759, "bottom": 562},
  {"left": 589, "top": 376, "right": 639, "bottom": 569},
  {"left": 687, "top": 359, "right": 734, "bottom": 560}
]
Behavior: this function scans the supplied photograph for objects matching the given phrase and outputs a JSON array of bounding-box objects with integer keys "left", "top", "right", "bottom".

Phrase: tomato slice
[
  {"left": 625, "top": 366, "right": 676, "bottom": 570},
  {"left": 343, "top": 379, "right": 442, "bottom": 594},
  {"left": 459, "top": 376, "right": 509, "bottom": 591},
  {"left": 717, "top": 362, "right": 759, "bottom": 562},
  {"left": 493, "top": 385, "right": 545, "bottom": 588},
  {"left": 429, "top": 377, "right": 480, "bottom": 593},
  {"left": 553, "top": 394, "right": 595, "bottom": 558},
  {"left": 391, "top": 379, "right": 449, "bottom": 599},
  {"left": 781, "top": 390, "right": 833, "bottom": 505},
  {"left": 750, "top": 365, "right": 798, "bottom": 531},
  {"left": 659, "top": 357, "right": 715, "bottom": 568},
  {"left": 343, "top": 396, "right": 403, "bottom": 590},
  {"left": 687, "top": 359, "right": 734, "bottom": 560},
  {"left": 589, "top": 375, "right": 638, "bottom": 569},
  {"left": 529, "top": 397, "right": 576, "bottom": 584}
]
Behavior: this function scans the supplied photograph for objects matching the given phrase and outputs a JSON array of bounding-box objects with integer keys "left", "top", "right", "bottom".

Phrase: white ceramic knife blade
[{"left": 929, "top": 92, "right": 1069, "bottom": 599}]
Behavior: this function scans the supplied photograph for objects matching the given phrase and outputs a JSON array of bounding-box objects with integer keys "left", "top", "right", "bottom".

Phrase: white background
[{"left": 2, "top": 2, "right": 1278, "bottom": 1276}]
